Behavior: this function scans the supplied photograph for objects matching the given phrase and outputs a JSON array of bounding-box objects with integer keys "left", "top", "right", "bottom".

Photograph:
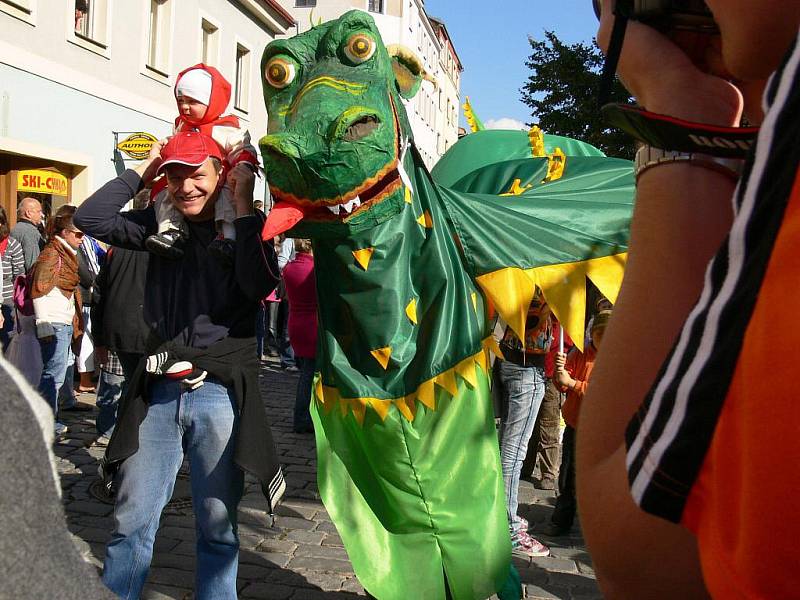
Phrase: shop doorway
[{"left": 0, "top": 153, "right": 75, "bottom": 229}]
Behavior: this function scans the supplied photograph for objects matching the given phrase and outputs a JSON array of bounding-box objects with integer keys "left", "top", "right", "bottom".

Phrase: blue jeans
[
  {"left": 498, "top": 360, "right": 546, "bottom": 539},
  {"left": 102, "top": 377, "right": 244, "bottom": 600},
  {"left": 95, "top": 369, "right": 125, "bottom": 438},
  {"left": 38, "top": 323, "right": 73, "bottom": 428},
  {"left": 58, "top": 347, "right": 77, "bottom": 408}
]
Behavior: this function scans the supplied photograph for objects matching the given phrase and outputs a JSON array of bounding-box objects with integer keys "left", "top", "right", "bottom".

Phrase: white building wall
[
  {"left": 0, "top": 0, "right": 292, "bottom": 202},
  {"left": 279, "top": 0, "right": 460, "bottom": 169}
]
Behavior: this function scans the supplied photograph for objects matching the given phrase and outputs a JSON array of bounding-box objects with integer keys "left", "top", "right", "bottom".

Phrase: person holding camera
[{"left": 579, "top": 1, "right": 800, "bottom": 598}]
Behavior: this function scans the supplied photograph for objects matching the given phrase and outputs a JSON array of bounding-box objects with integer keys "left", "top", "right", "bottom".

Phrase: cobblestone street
[{"left": 55, "top": 359, "right": 600, "bottom": 599}]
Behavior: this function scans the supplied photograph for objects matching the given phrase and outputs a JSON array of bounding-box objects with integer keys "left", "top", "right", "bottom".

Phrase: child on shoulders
[{"left": 146, "top": 63, "right": 259, "bottom": 263}]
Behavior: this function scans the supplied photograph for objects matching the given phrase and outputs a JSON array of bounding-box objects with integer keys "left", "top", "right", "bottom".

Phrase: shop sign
[
  {"left": 17, "top": 170, "right": 69, "bottom": 196},
  {"left": 116, "top": 132, "right": 158, "bottom": 160}
]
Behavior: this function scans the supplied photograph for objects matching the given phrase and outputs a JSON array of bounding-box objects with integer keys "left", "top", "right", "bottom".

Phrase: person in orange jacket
[{"left": 545, "top": 309, "right": 611, "bottom": 536}]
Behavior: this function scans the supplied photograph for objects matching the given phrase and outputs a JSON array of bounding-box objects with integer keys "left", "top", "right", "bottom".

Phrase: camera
[{"left": 593, "top": 0, "right": 716, "bottom": 32}]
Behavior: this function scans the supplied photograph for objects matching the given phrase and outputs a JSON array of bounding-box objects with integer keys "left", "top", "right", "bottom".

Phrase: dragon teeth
[
  {"left": 344, "top": 196, "right": 361, "bottom": 213},
  {"left": 325, "top": 196, "right": 361, "bottom": 217}
]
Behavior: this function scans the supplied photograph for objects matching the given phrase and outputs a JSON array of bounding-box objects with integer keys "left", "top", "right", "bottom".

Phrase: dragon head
[{"left": 259, "top": 10, "right": 430, "bottom": 239}]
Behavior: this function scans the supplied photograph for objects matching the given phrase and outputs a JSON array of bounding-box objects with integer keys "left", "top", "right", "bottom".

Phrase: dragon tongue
[{"left": 261, "top": 202, "right": 308, "bottom": 240}]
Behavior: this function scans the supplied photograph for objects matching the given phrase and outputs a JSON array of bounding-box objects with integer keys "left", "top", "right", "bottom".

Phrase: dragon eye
[
  {"left": 265, "top": 55, "right": 297, "bottom": 89},
  {"left": 344, "top": 33, "right": 376, "bottom": 64}
]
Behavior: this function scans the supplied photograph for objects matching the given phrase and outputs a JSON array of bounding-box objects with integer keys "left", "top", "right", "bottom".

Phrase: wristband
[
  {"left": 603, "top": 104, "right": 759, "bottom": 159},
  {"left": 635, "top": 145, "right": 744, "bottom": 182}
]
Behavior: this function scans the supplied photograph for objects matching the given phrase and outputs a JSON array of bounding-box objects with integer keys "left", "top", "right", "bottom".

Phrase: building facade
[
  {"left": 278, "top": 0, "right": 463, "bottom": 169},
  {"left": 0, "top": 0, "right": 294, "bottom": 224}
]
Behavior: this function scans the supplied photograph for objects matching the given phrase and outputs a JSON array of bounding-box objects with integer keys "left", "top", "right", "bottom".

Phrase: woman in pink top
[{"left": 282, "top": 239, "right": 317, "bottom": 433}]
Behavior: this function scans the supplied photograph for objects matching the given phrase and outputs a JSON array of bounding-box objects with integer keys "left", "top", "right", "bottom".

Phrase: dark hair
[
  {"left": 48, "top": 205, "right": 77, "bottom": 242},
  {"left": 0, "top": 206, "right": 9, "bottom": 240},
  {"left": 75, "top": 0, "right": 88, "bottom": 12}
]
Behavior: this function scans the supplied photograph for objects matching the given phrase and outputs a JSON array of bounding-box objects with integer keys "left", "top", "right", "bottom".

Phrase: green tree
[{"left": 521, "top": 30, "right": 635, "bottom": 159}]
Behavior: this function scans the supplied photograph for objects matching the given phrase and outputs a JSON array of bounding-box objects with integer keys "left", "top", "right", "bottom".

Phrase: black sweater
[{"left": 74, "top": 169, "right": 279, "bottom": 348}]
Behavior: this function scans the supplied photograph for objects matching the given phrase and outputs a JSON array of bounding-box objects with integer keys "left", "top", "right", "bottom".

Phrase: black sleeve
[
  {"left": 77, "top": 248, "right": 94, "bottom": 290},
  {"left": 74, "top": 170, "right": 156, "bottom": 250},
  {"left": 234, "top": 214, "right": 280, "bottom": 302},
  {"left": 90, "top": 252, "right": 110, "bottom": 347}
]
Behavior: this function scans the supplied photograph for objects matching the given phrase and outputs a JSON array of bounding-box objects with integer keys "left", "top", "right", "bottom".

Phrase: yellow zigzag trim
[
  {"left": 476, "top": 253, "right": 628, "bottom": 352},
  {"left": 314, "top": 338, "right": 501, "bottom": 426}
]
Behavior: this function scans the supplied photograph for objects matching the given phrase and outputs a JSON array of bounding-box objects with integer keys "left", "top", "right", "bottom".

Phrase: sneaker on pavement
[
  {"left": 516, "top": 517, "right": 529, "bottom": 533},
  {"left": 54, "top": 422, "right": 69, "bottom": 440},
  {"left": 512, "top": 531, "right": 550, "bottom": 558}
]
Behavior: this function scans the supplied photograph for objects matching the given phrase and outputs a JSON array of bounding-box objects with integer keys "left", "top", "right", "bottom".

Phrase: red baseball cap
[{"left": 158, "top": 132, "right": 223, "bottom": 174}]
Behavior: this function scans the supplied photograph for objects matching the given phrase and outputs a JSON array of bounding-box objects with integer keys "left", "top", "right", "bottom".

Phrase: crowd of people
[{"left": 3, "top": 0, "right": 799, "bottom": 597}]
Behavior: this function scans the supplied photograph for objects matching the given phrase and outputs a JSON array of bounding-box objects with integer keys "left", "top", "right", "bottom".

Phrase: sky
[{"left": 425, "top": 0, "right": 599, "bottom": 130}]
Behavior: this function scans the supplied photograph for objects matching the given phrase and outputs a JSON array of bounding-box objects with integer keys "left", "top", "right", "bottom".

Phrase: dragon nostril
[{"left": 343, "top": 115, "right": 380, "bottom": 141}]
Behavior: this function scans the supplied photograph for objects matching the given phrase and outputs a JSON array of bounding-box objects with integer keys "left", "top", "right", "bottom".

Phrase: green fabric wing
[
  {"left": 432, "top": 128, "right": 605, "bottom": 188},
  {"left": 441, "top": 156, "right": 634, "bottom": 275}
]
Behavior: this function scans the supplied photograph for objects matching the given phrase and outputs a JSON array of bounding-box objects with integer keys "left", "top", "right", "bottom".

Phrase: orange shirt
[
  {"left": 681, "top": 167, "right": 800, "bottom": 599},
  {"left": 560, "top": 344, "right": 596, "bottom": 428}
]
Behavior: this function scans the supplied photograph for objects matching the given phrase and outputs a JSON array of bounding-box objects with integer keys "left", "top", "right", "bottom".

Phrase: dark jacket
[
  {"left": 76, "top": 245, "right": 95, "bottom": 308},
  {"left": 105, "top": 336, "right": 285, "bottom": 512},
  {"left": 75, "top": 169, "right": 283, "bottom": 511},
  {"left": 91, "top": 247, "right": 150, "bottom": 354}
]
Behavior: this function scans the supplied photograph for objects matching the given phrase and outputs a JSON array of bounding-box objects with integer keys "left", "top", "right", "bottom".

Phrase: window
[
  {"left": 201, "top": 18, "right": 218, "bottom": 65},
  {"left": 296, "top": 0, "right": 316, "bottom": 6},
  {"left": 235, "top": 44, "right": 251, "bottom": 112},
  {"left": 74, "top": 0, "right": 109, "bottom": 47},
  {"left": 147, "top": 0, "right": 171, "bottom": 76},
  {"left": 0, "top": 0, "right": 33, "bottom": 22},
  {"left": 368, "top": 0, "right": 384, "bottom": 13}
]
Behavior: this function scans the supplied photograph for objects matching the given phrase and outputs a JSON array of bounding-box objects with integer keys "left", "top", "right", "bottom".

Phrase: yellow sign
[
  {"left": 116, "top": 132, "right": 158, "bottom": 160},
  {"left": 17, "top": 170, "right": 69, "bottom": 197}
]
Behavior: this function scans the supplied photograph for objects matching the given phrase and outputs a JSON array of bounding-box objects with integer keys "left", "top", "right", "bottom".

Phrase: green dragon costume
[{"left": 258, "top": 11, "right": 633, "bottom": 599}]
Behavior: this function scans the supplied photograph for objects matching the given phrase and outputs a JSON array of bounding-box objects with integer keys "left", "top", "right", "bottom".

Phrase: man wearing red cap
[
  {"left": 146, "top": 64, "right": 260, "bottom": 264},
  {"left": 74, "top": 131, "right": 282, "bottom": 600}
]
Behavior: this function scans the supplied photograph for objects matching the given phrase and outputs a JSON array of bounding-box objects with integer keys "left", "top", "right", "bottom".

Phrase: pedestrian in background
[
  {"left": 522, "top": 317, "right": 572, "bottom": 489},
  {"left": 0, "top": 206, "right": 25, "bottom": 350},
  {"left": 11, "top": 196, "right": 46, "bottom": 271},
  {"left": 496, "top": 289, "right": 553, "bottom": 558},
  {"left": 283, "top": 238, "right": 317, "bottom": 433},
  {"left": 547, "top": 309, "right": 610, "bottom": 536},
  {"left": 75, "top": 233, "right": 105, "bottom": 392},
  {"left": 274, "top": 234, "right": 297, "bottom": 370},
  {"left": 91, "top": 245, "right": 150, "bottom": 442},
  {"left": 31, "top": 206, "right": 85, "bottom": 438}
]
